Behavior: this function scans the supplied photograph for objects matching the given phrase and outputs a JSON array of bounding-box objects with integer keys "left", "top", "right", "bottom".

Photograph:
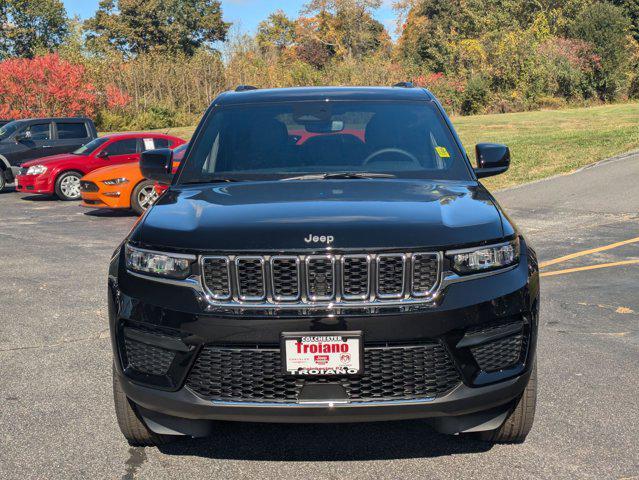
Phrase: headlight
[
  {"left": 448, "top": 238, "right": 520, "bottom": 274},
  {"left": 125, "top": 244, "right": 194, "bottom": 279},
  {"left": 103, "top": 177, "right": 129, "bottom": 185},
  {"left": 26, "top": 165, "right": 47, "bottom": 175}
]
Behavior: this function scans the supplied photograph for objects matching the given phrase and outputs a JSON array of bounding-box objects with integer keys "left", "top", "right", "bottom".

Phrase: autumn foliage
[{"left": 0, "top": 53, "right": 128, "bottom": 119}]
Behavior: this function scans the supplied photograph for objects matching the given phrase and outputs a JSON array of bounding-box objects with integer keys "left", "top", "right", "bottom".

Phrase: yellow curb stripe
[
  {"left": 541, "top": 259, "right": 639, "bottom": 277},
  {"left": 539, "top": 236, "right": 639, "bottom": 269}
]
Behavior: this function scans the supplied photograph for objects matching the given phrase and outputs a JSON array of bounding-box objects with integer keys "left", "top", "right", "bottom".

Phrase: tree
[
  {"left": 292, "top": 15, "right": 335, "bottom": 68},
  {"left": 301, "top": 0, "right": 390, "bottom": 59},
  {"left": 85, "top": 0, "right": 230, "bottom": 56},
  {"left": 610, "top": 0, "right": 639, "bottom": 40},
  {"left": 0, "top": 54, "right": 98, "bottom": 117},
  {"left": 569, "top": 2, "right": 632, "bottom": 99},
  {"left": 256, "top": 10, "right": 297, "bottom": 51},
  {"left": 0, "top": 0, "right": 68, "bottom": 58}
]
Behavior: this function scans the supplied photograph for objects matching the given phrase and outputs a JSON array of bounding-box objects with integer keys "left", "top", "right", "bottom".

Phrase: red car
[{"left": 15, "top": 133, "right": 185, "bottom": 200}]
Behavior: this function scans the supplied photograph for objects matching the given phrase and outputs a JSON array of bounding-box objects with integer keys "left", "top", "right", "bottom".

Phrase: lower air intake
[
  {"left": 123, "top": 337, "right": 175, "bottom": 376},
  {"left": 186, "top": 342, "right": 461, "bottom": 403},
  {"left": 468, "top": 321, "right": 527, "bottom": 372}
]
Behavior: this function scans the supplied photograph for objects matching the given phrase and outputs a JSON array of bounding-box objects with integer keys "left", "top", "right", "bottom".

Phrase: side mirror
[
  {"left": 96, "top": 150, "right": 109, "bottom": 159},
  {"left": 474, "top": 143, "right": 510, "bottom": 179},
  {"left": 141, "top": 148, "right": 174, "bottom": 184}
]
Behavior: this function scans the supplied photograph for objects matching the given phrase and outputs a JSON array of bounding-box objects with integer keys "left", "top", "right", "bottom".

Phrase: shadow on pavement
[
  {"left": 83, "top": 208, "right": 138, "bottom": 218},
  {"left": 158, "top": 420, "right": 493, "bottom": 460},
  {"left": 20, "top": 193, "right": 59, "bottom": 201}
]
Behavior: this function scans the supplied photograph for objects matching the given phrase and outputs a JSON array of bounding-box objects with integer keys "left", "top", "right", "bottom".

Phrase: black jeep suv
[{"left": 109, "top": 86, "right": 539, "bottom": 446}]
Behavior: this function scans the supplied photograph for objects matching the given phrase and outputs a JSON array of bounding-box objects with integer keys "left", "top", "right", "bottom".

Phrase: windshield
[
  {"left": 178, "top": 101, "right": 472, "bottom": 184},
  {"left": 73, "top": 137, "right": 108, "bottom": 155},
  {"left": 0, "top": 121, "right": 23, "bottom": 141}
]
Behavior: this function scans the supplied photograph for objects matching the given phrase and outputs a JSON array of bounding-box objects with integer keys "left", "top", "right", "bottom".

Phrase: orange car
[{"left": 80, "top": 141, "right": 187, "bottom": 214}]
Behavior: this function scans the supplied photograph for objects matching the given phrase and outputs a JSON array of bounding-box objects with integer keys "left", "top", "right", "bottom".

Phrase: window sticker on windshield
[
  {"left": 143, "top": 138, "right": 155, "bottom": 150},
  {"left": 435, "top": 146, "right": 450, "bottom": 158}
]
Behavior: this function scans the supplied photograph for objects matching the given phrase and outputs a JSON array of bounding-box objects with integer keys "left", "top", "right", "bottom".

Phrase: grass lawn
[
  {"left": 147, "top": 102, "right": 639, "bottom": 190},
  {"left": 452, "top": 102, "right": 639, "bottom": 190}
]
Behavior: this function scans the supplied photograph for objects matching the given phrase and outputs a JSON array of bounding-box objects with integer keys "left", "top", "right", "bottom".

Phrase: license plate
[{"left": 281, "top": 331, "right": 363, "bottom": 376}]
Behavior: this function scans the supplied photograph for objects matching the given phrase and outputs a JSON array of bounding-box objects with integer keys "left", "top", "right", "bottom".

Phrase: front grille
[
  {"left": 468, "top": 321, "right": 527, "bottom": 372},
  {"left": 236, "top": 257, "right": 265, "bottom": 300},
  {"left": 342, "top": 255, "right": 370, "bottom": 299},
  {"left": 377, "top": 255, "right": 405, "bottom": 298},
  {"left": 123, "top": 337, "right": 175, "bottom": 376},
  {"left": 202, "top": 257, "right": 230, "bottom": 299},
  {"left": 80, "top": 180, "right": 99, "bottom": 192},
  {"left": 306, "top": 256, "right": 335, "bottom": 300},
  {"left": 186, "top": 343, "right": 460, "bottom": 403},
  {"left": 412, "top": 254, "right": 439, "bottom": 296},
  {"left": 201, "top": 252, "right": 440, "bottom": 306},
  {"left": 271, "top": 256, "right": 300, "bottom": 300}
]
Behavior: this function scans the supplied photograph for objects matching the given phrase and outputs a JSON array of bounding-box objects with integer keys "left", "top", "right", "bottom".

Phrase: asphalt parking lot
[{"left": 1, "top": 152, "right": 638, "bottom": 480}]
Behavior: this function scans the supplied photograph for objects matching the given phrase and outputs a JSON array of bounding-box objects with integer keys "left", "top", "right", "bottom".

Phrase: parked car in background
[
  {"left": 81, "top": 141, "right": 187, "bottom": 214},
  {"left": 0, "top": 117, "right": 97, "bottom": 192},
  {"left": 15, "top": 133, "right": 183, "bottom": 201},
  {"left": 0, "top": 119, "right": 13, "bottom": 128}
]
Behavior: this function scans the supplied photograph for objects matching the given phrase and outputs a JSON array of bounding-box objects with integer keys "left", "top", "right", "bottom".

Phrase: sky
[{"left": 62, "top": 0, "right": 399, "bottom": 38}]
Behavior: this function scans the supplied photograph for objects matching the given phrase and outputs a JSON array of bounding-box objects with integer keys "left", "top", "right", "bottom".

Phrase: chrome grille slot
[
  {"left": 376, "top": 254, "right": 406, "bottom": 298},
  {"left": 411, "top": 253, "right": 439, "bottom": 296},
  {"left": 201, "top": 256, "right": 231, "bottom": 299},
  {"left": 235, "top": 257, "right": 265, "bottom": 300},
  {"left": 306, "top": 256, "right": 335, "bottom": 300},
  {"left": 200, "top": 251, "right": 441, "bottom": 308},
  {"left": 342, "top": 255, "right": 371, "bottom": 300},
  {"left": 270, "top": 256, "right": 300, "bottom": 301}
]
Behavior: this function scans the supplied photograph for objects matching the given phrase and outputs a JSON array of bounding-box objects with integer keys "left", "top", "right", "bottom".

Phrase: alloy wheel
[
  {"left": 60, "top": 175, "right": 81, "bottom": 199},
  {"left": 138, "top": 185, "right": 159, "bottom": 210}
]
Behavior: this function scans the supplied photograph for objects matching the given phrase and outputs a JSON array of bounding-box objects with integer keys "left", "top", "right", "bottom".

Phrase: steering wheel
[{"left": 362, "top": 148, "right": 420, "bottom": 167}]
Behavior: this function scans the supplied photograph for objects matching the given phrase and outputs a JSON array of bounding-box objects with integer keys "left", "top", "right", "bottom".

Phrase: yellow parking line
[
  {"left": 539, "top": 236, "right": 639, "bottom": 269},
  {"left": 541, "top": 260, "right": 639, "bottom": 277}
]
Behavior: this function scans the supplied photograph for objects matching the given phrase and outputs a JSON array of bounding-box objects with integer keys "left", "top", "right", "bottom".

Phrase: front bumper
[
  {"left": 109, "top": 241, "right": 539, "bottom": 432},
  {"left": 119, "top": 367, "right": 529, "bottom": 436},
  {"left": 81, "top": 187, "right": 130, "bottom": 209},
  {"left": 15, "top": 173, "right": 54, "bottom": 194}
]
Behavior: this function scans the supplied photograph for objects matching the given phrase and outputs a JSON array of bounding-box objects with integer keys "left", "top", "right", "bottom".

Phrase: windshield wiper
[{"left": 283, "top": 172, "right": 396, "bottom": 181}]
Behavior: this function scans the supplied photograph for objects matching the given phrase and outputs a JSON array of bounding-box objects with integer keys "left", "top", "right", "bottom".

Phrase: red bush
[
  {"left": 105, "top": 84, "right": 132, "bottom": 110},
  {"left": 0, "top": 54, "right": 99, "bottom": 118}
]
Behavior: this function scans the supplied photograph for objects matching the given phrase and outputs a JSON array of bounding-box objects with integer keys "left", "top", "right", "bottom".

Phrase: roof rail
[
  {"left": 235, "top": 85, "right": 258, "bottom": 92},
  {"left": 392, "top": 82, "right": 415, "bottom": 88}
]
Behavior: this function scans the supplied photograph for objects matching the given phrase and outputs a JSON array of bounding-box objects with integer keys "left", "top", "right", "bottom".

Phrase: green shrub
[
  {"left": 568, "top": 2, "right": 632, "bottom": 101},
  {"left": 629, "top": 74, "right": 639, "bottom": 99},
  {"left": 461, "top": 76, "right": 491, "bottom": 115},
  {"left": 96, "top": 109, "right": 133, "bottom": 132}
]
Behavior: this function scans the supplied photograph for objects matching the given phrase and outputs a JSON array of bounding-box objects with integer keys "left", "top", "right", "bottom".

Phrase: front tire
[
  {"left": 0, "top": 169, "right": 6, "bottom": 192},
  {"left": 477, "top": 360, "right": 537, "bottom": 443},
  {"left": 130, "top": 180, "right": 158, "bottom": 215},
  {"left": 55, "top": 171, "right": 83, "bottom": 201},
  {"left": 113, "top": 364, "right": 176, "bottom": 447}
]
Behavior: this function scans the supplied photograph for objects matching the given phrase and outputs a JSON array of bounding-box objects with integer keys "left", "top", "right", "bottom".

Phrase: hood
[
  {"left": 20, "top": 153, "right": 83, "bottom": 168},
  {"left": 83, "top": 161, "right": 140, "bottom": 181},
  {"left": 135, "top": 179, "right": 508, "bottom": 252}
]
